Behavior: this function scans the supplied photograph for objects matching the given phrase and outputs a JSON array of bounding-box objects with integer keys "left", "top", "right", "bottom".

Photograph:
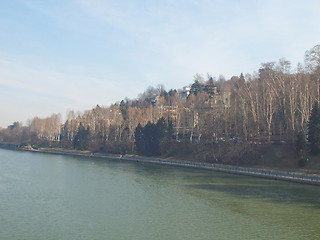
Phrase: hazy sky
[{"left": 1, "top": 0, "right": 320, "bottom": 127}]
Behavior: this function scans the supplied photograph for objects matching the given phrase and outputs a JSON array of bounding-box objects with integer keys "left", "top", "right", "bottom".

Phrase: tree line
[{"left": 1, "top": 44, "right": 320, "bottom": 164}]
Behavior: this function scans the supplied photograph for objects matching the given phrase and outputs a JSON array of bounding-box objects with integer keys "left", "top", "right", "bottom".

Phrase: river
[{"left": 0, "top": 148, "right": 320, "bottom": 240}]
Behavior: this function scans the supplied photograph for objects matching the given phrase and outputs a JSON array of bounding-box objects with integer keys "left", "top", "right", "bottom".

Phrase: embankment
[{"left": 19, "top": 147, "right": 320, "bottom": 186}]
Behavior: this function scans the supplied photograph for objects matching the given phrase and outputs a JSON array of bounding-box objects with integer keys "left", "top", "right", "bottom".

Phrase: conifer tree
[
  {"left": 143, "top": 122, "right": 159, "bottom": 156},
  {"left": 73, "top": 123, "right": 90, "bottom": 150},
  {"left": 308, "top": 101, "right": 320, "bottom": 155},
  {"left": 296, "top": 131, "right": 307, "bottom": 156},
  {"left": 296, "top": 131, "right": 308, "bottom": 166},
  {"left": 134, "top": 123, "right": 144, "bottom": 155}
]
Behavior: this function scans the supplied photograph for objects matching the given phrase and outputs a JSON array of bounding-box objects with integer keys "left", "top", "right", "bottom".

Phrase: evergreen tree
[
  {"left": 134, "top": 123, "right": 144, "bottom": 155},
  {"left": 119, "top": 100, "right": 128, "bottom": 120},
  {"left": 156, "top": 117, "right": 167, "bottom": 139},
  {"left": 73, "top": 123, "right": 90, "bottom": 150},
  {"left": 308, "top": 101, "right": 320, "bottom": 155},
  {"left": 158, "top": 117, "right": 175, "bottom": 156},
  {"left": 191, "top": 80, "right": 203, "bottom": 95},
  {"left": 296, "top": 131, "right": 307, "bottom": 155},
  {"left": 134, "top": 118, "right": 174, "bottom": 156},
  {"left": 168, "top": 89, "right": 177, "bottom": 96},
  {"left": 296, "top": 131, "right": 308, "bottom": 167},
  {"left": 143, "top": 122, "right": 159, "bottom": 156}
]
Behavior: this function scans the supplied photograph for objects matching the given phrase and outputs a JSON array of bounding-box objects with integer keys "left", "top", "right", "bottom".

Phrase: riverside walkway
[{"left": 23, "top": 148, "right": 320, "bottom": 186}]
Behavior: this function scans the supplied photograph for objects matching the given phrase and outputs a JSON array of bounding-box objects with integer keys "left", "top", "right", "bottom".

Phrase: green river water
[{"left": 0, "top": 148, "right": 320, "bottom": 240}]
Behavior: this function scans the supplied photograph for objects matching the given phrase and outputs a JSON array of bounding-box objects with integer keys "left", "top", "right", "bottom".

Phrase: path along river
[{"left": 1, "top": 148, "right": 320, "bottom": 240}]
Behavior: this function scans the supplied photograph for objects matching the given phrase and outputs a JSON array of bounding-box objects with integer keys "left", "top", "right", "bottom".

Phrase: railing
[
  {"left": 122, "top": 155, "right": 320, "bottom": 185},
  {"left": 20, "top": 147, "right": 320, "bottom": 186}
]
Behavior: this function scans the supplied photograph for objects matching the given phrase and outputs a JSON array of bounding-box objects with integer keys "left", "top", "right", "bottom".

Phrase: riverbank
[{"left": 13, "top": 146, "right": 320, "bottom": 186}]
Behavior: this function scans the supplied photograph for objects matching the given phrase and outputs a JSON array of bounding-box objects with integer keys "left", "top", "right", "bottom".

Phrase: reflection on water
[
  {"left": 0, "top": 148, "right": 319, "bottom": 240},
  {"left": 188, "top": 177, "right": 320, "bottom": 208}
]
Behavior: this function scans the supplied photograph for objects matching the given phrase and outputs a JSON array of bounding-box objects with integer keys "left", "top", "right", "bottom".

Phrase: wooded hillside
[{"left": 1, "top": 44, "right": 320, "bottom": 167}]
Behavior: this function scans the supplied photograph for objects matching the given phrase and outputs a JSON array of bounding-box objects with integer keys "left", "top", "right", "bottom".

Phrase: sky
[{"left": 1, "top": 0, "right": 320, "bottom": 128}]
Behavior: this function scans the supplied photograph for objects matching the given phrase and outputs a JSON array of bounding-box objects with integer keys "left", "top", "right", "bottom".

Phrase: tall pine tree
[
  {"left": 73, "top": 123, "right": 90, "bottom": 150},
  {"left": 296, "top": 131, "right": 308, "bottom": 166},
  {"left": 134, "top": 118, "right": 174, "bottom": 156},
  {"left": 134, "top": 123, "right": 144, "bottom": 155},
  {"left": 308, "top": 101, "right": 320, "bottom": 155}
]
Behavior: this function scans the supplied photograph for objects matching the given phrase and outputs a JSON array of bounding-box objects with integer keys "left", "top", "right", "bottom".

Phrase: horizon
[{"left": 1, "top": 0, "right": 320, "bottom": 128}]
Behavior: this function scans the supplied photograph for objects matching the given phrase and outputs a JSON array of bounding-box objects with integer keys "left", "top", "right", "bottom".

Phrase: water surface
[{"left": 1, "top": 148, "right": 319, "bottom": 239}]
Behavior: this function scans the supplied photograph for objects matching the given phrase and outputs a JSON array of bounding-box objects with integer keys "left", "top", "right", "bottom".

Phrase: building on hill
[
  {"left": 201, "top": 81, "right": 231, "bottom": 109},
  {"left": 203, "top": 83, "right": 219, "bottom": 98}
]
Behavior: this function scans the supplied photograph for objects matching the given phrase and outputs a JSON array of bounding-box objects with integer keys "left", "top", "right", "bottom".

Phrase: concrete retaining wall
[{"left": 20, "top": 148, "right": 320, "bottom": 186}]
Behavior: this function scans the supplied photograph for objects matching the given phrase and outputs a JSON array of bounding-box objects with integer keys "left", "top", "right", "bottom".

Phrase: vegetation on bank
[{"left": 1, "top": 44, "right": 320, "bottom": 171}]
